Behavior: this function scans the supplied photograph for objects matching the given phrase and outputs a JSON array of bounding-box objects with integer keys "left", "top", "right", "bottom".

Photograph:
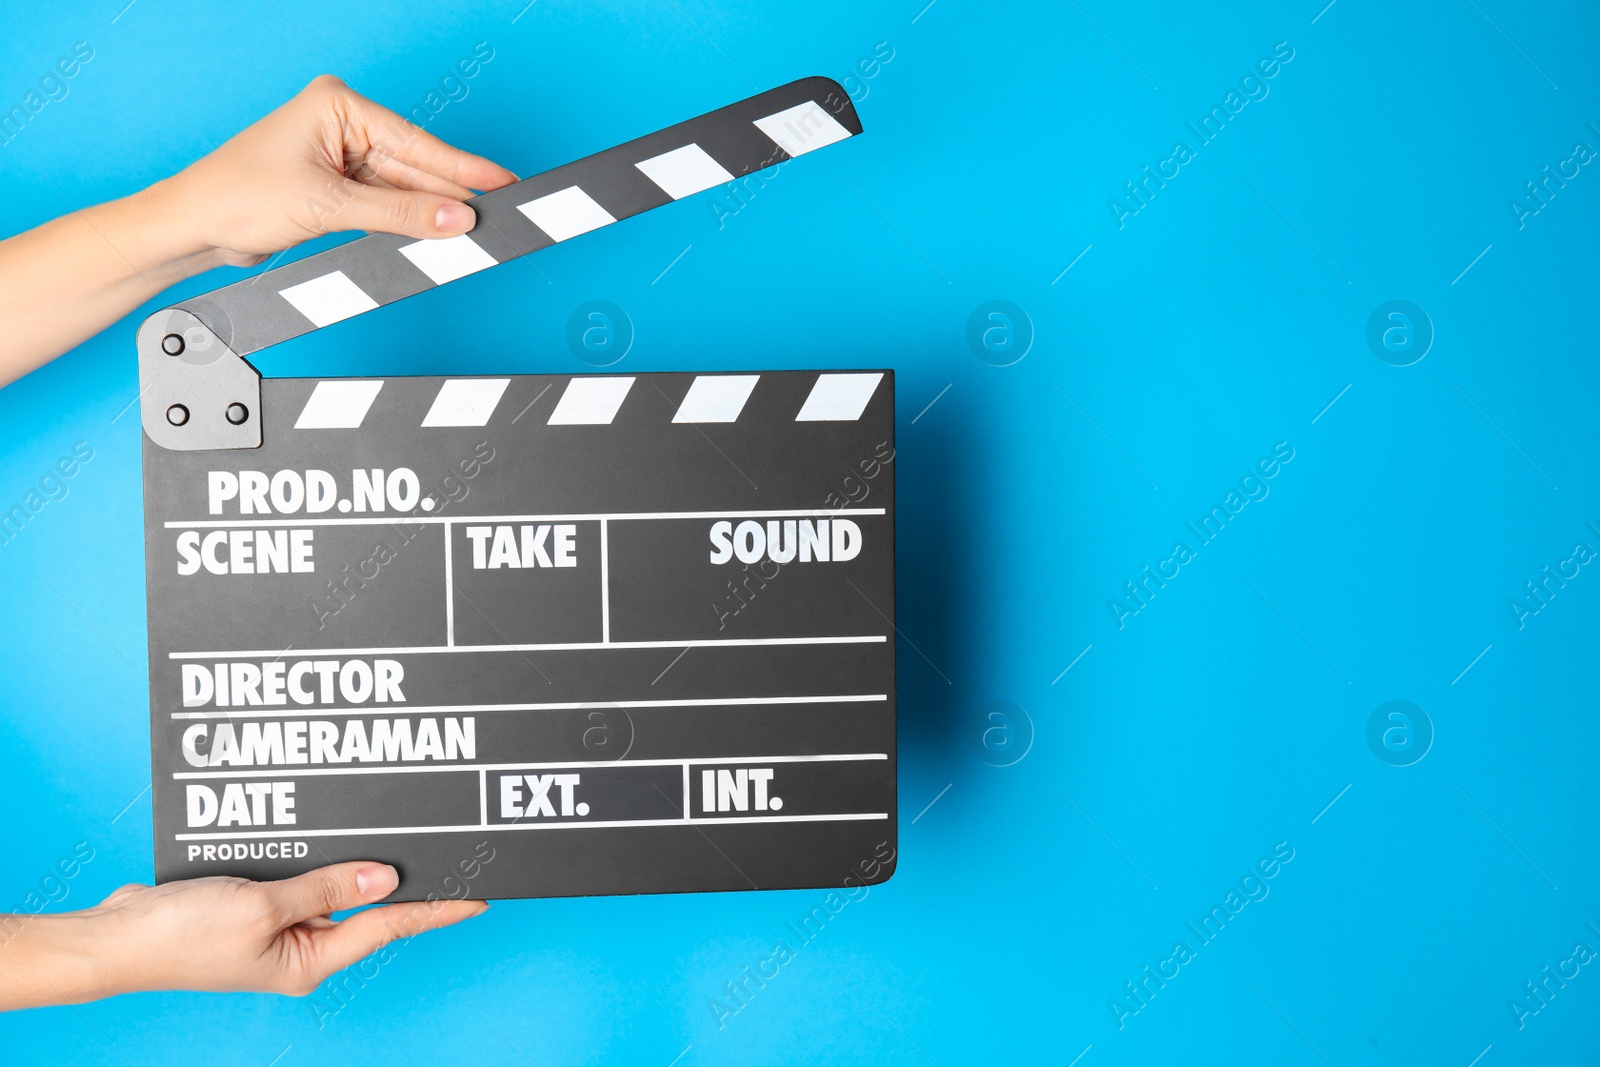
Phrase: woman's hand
[
  {"left": 159, "top": 74, "right": 519, "bottom": 268},
  {"left": 0, "top": 75, "right": 518, "bottom": 385},
  {"left": 0, "top": 862, "right": 486, "bottom": 1008}
]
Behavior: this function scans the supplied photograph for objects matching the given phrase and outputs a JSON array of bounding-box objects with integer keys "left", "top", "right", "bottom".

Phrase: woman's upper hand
[
  {"left": 0, "top": 74, "right": 518, "bottom": 385},
  {"left": 161, "top": 74, "right": 519, "bottom": 269}
]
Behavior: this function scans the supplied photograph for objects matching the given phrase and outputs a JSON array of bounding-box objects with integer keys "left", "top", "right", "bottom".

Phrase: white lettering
[
  {"left": 706, "top": 518, "right": 858, "bottom": 565},
  {"left": 207, "top": 471, "right": 239, "bottom": 515},
  {"left": 176, "top": 529, "right": 314, "bottom": 575},
  {"left": 709, "top": 520, "right": 733, "bottom": 564}
]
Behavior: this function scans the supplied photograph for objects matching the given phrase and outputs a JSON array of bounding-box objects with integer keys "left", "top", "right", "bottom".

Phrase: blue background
[{"left": 2, "top": 0, "right": 1597, "bottom": 1063}]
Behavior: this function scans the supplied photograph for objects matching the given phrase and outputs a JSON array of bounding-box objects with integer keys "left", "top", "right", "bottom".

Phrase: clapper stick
[{"left": 137, "top": 76, "right": 862, "bottom": 452}]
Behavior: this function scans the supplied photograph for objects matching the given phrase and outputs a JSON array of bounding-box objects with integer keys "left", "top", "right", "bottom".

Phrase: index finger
[
  {"left": 348, "top": 92, "right": 518, "bottom": 193},
  {"left": 310, "top": 899, "right": 488, "bottom": 978}
]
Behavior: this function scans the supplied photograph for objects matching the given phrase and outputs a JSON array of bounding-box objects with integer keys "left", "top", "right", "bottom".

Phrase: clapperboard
[{"left": 136, "top": 78, "right": 897, "bottom": 902}]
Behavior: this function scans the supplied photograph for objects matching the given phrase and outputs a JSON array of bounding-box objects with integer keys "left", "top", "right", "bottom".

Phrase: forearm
[
  {"left": 0, "top": 178, "right": 220, "bottom": 387},
  {"left": 0, "top": 914, "right": 116, "bottom": 1010}
]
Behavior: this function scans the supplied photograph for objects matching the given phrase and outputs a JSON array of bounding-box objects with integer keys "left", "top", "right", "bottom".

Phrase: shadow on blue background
[{"left": 2, "top": 0, "right": 1599, "bottom": 1063}]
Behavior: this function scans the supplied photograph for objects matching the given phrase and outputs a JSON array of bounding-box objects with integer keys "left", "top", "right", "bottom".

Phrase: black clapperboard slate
[{"left": 136, "top": 78, "right": 897, "bottom": 902}]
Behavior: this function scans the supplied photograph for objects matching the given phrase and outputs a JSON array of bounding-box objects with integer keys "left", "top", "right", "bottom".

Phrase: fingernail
[
  {"left": 435, "top": 201, "right": 474, "bottom": 234},
  {"left": 356, "top": 864, "right": 399, "bottom": 898}
]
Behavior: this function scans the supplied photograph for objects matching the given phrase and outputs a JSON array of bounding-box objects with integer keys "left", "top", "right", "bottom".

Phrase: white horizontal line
[
  {"left": 174, "top": 811, "right": 889, "bottom": 840},
  {"left": 173, "top": 752, "right": 889, "bottom": 779},
  {"left": 168, "top": 635, "right": 887, "bottom": 660},
  {"left": 169, "top": 693, "right": 889, "bottom": 720},
  {"left": 162, "top": 508, "right": 887, "bottom": 529}
]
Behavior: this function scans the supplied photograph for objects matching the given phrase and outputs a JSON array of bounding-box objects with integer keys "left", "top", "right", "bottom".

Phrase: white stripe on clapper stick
[
  {"left": 399, "top": 234, "right": 497, "bottom": 285},
  {"left": 294, "top": 380, "right": 384, "bottom": 429},
  {"left": 752, "top": 101, "right": 851, "bottom": 157},
  {"left": 548, "top": 377, "right": 636, "bottom": 425},
  {"left": 278, "top": 271, "right": 378, "bottom": 327},
  {"left": 516, "top": 186, "right": 617, "bottom": 242},
  {"left": 796, "top": 373, "right": 883, "bottom": 421},
  {"left": 421, "top": 378, "right": 510, "bottom": 427},
  {"left": 673, "top": 375, "right": 760, "bottom": 423},
  {"left": 635, "top": 143, "right": 734, "bottom": 199}
]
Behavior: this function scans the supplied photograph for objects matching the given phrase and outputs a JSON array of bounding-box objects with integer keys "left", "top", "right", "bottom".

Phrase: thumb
[
  {"left": 263, "top": 861, "right": 399, "bottom": 925},
  {"left": 329, "top": 185, "right": 478, "bottom": 240}
]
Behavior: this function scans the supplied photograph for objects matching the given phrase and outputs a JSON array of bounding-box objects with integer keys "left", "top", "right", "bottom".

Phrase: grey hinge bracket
[{"left": 136, "top": 308, "right": 262, "bottom": 451}]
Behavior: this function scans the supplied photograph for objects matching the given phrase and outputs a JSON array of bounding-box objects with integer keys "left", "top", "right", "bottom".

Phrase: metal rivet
[
  {"left": 225, "top": 403, "right": 249, "bottom": 425},
  {"left": 161, "top": 333, "right": 185, "bottom": 356},
  {"left": 166, "top": 404, "right": 190, "bottom": 426}
]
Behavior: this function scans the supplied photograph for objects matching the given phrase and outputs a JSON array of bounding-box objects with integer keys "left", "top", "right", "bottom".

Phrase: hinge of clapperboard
[{"left": 135, "top": 77, "right": 862, "bottom": 452}]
